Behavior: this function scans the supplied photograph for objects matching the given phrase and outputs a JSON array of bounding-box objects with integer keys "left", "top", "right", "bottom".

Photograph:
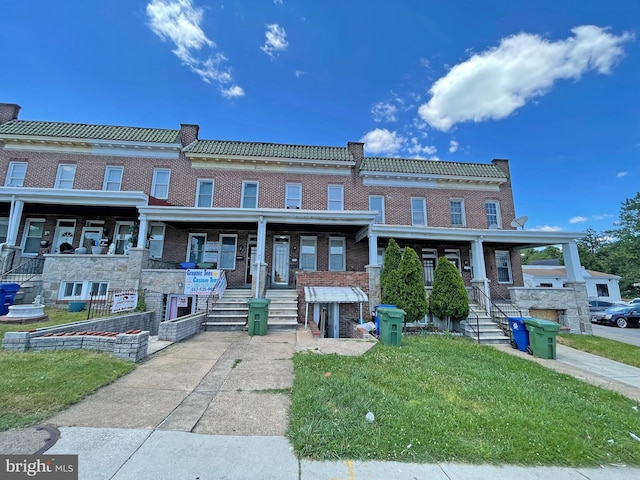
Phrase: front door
[
  {"left": 272, "top": 236, "right": 290, "bottom": 286},
  {"left": 245, "top": 236, "right": 257, "bottom": 286},
  {"left": 52, "top": 219, "right": 76, "bottom": 253}
]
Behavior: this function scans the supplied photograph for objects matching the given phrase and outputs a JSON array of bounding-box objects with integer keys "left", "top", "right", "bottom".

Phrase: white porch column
[
  {"left": 6, "top": 198, "right": 24, "bottom": 246},
  {"left": 562, "top": 241, "right": 584, "bottom": 282},
  {"left": 368, "top": 230, "right": 378, "bottom": 266},
  {"left": 253, "top": 216, "right": 268, "bottom": 298},
  {"left": 471, "top": 237, "right": 490, "bottom": 315},
  {"left": 256, "top": 216, "right": 267, "bottom": 265},
  {"left": 136, "top": 215, "right": 149, "bottom": 249}
]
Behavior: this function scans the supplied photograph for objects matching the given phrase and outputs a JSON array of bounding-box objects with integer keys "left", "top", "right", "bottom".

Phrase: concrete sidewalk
[{"left": 2, "top": 326, "right": 640, "bottom": 479}]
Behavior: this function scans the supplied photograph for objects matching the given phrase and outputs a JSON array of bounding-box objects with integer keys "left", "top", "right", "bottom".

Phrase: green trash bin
[
  {"left": 377, "top": 307, "right": 405, "bottom": 346},
  {"left": 524, "top": 318, "right": 560, "bottom": 359},
  {"left": 247, "top": 298, "right": 271, "bottom": 336}
]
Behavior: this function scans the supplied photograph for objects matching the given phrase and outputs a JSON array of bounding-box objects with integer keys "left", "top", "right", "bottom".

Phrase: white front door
[
  {"left": 52, "top": 220, "right": 76, "bottom": 253},
  {"left": 272, "top": 236, "right": 290, "bottom": 285}
]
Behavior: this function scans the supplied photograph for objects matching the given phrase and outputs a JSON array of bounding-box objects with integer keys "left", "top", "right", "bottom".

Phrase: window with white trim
[
  {"left": 59, "top": 281, "right": 109, "bottom": 300},
  {"left": 445, "top": 249, "right": 461, "bottom": 272},
  {"left": 55, "top": 164, "right": 76, "bottom": 189},
  {"left": 450, "top": 199, "right": 465, "bottom": 226},
  {"left": 377, "top": 247, "right": 385, "bottom": 266},
  {"left": 114, "top": 222, "right": 134, "bottom": 254},
  {"left": 486, "top": 201, "right": 501, "bottom": 228},
  {"left": 196, "top": 179, "right": 214, "bottom": 207},
  {"left": 241, "top": 182, "right": 259, "bottom": 208},
  {"left": 219, "top": 234, "right": 238, "bottom": 270},
  {"left": 103, "top": 166, "right": 123, "bottom": 191},
  {"left": 300, "top": 236, "right": 317, "bottom": 270},
  {"left": 188, "top": 234, "right": 206, "bottom": 264},
  {"left": 411, "top": 197, "right": 427, "bottom": 226},
  {"left": 495, "top": 250, "right": 513, "bottom": 283},
  {"left": 327, "top": 185, "right": 344, "bottom": 211},
  {"left": 328, "top": 237, "right": 346, "bottom": 271},
  {"left": 5, "top": 161, "right": 27, "bottom": 187},
  {"left": 148, "top": 223, "right": 166, "bottom": 259},
  {"left": 0, "top": 218, "right": 8, "bottom": 243},
  {"left": 369, "top": 195, "right": 385, "bottom": 224},
  {"left": 22, "top": 219, "right": 45, "bottom": 255},
  {"left": 286, "top": 183, "right": 302, "bottom": 209},
  {"left": 422, "top": 248, "right": 437, "bottom": 286},
  {"left": 596, "top": 283, "right": 610, "bottom": 297},
  {"left": 151, "top": 168, "right": 171, "bottom": 199}
]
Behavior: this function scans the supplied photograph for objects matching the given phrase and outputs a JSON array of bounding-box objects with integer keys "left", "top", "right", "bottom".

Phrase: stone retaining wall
[{"left": 158, "top": 312, "right": 205, "bottom": 342}]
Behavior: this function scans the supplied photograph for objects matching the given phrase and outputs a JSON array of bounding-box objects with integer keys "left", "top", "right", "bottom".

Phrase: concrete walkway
[{"left": 1, "top": 326, "right": 639, "bottom": 479}]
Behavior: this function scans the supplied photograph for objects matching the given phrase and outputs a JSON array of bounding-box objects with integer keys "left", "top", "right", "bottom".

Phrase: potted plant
[{"left": 90, "top": 239, "right": 105, "bottom": 255}]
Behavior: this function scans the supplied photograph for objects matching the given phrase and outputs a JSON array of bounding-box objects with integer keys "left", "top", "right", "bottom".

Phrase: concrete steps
[{"left": 462, "top": 304, "right": 510, "bottom": 345}]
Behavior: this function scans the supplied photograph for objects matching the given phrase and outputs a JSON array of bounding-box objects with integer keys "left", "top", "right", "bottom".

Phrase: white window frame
[
  {"left": 219, "top": 234, "right": 238, "bottom": 270},
  {"left": 5, "top": 161, "right": 27, "bottom": 187},
  {"left": 377, "top": 247, "right": 385, "bottom": 266},
  {"left": 0, "top": 217, "right": 8, "bottom": 243},
  {"left": 148, "top": 222, "right": 166, "bottom": 259},
  {"left": 114, "top": 221, "right": 134, "bottom": 255},
  {"left": 445, "top": 248, "right": 461, "bottom": 272},
  {"left": 300, "top": 236, "right": 317, "bottom": 271},
  {"left": 151, "top": 168, "right": 171, "bottom": 199},
  {"left": 495, "top": 250, "right": 513, "bottom": 284},
  {"left": 422, "top": 248, "right": 438, "bottom": 286},
  {"left": 369, "top": 195, "right": 385, "bottom": 224},
  {"left": 241, "top": 181, "right": 259, "bottom": 209},
  {"left": 21, "top": 218, "right": 45, "bottom": 256},
  {"left": 196, "top": 179, "right": 215, "bottom": 208},
  {"left": 59, "top": 281, "right": 109, "bottom": 300},
  {"left": 103, "top": 166, "right": 124, "bottom": 191},
  {"left": 411, "top": 197, "right": 427, "bottom": 226},
  {"left": 187, "top": 234, "right": 206, "bottom": 264},
  {"left": 285, "top": 183, "right": 302, "bottom": 209},
  {"left": 486, "top": 201, "right": 502, "bottom": 228},
  {"left": 328, "top": 237, "right": 346, "bottom": 271},
  {"left": 450, "top": 199, "right": 466, "bottom": 227},
  {"left": 327, "top": 185, "right": 344, "bottom": 211},
  {"left": 54, "top": 164, "right": 76, "bottom": 189}
]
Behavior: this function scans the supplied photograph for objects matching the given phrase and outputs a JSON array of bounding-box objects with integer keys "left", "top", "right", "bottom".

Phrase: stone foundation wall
[{"left": 158, "top": 312, "right": 205, "bottom": 342}]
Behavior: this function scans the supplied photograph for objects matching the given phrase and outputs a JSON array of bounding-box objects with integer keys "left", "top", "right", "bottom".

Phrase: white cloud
[
  {"left": 531, "top": 225, "right": 564, "bottom": 232},
  {"left": 146, "top": 0, "right": 242, "bottom": 96},
  {"left": 569, "top": 216, "right": 588, "bottom": 224},
  {"left": 295, "top": 69, "right": 305, "bottom": 78},
  {"left": 360, "top": 129, "right": 405, "bottom": 155},
  {"left": 418, "top": 25, "right": 634, "bottom": 131},
  {"left": 261, "top": 24, "right": 288, "bottom": 58},
  {"left": 408, "top": 137, "right": 437, "bottom": 156},
  {"left": 449, "top": 140, "right": 459, "bottom": 153},
  {"left": 371, "top": 102, "right": 398, "bottom": 123},
  {"left": 274, "top": 0, "right": 283, "bottom": 4},
  {"left": 617, "top": 171, "right": 628, "bottom": 177},
  {"left": 221, "top": 85, "right": 245, "bottom": 98}
]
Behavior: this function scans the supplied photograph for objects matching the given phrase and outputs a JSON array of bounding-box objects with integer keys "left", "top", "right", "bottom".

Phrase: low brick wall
[{"left": 158, "top": 312, "right": 205, "bottom": 342}]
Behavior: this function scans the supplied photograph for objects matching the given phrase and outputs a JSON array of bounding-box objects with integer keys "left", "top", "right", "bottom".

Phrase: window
[
  {"left": 22, "top": 219, "right": 45, "bottom": 255},
  {"left": 89, "top": 282, "right": 109, "bottom": 298},
  {"left": 369, "top": 195, "right": 385, "bottom": 224},
  {"left": 196, "top": 179, "right": 214, "bottom": 207},
  {"left": 188, "top": 234, "right": 206, "bottom": 264},
  {"left": 148, "top": 223, "right": 166, "bottom": 259},
  {"left": 377, "top": 247, "right": 385, "bottom": 266},
  {"left": 54, "top": 164, "right": 76, "bottom": 189},
  {"left": 286, "top": 183, "right": 302, "bottom": 209},
  {"left": 62, "top": 282, "right": 83, "bottom": 298},
  {"left": 422, "top": 249, "right": 437, "bottom": 286},
  {"left": 152, "top": 168, "right": 171, "bottom": 199},
  {"left": 328, "top": 237, "right": 345, "bottom": 271},
  {"left": 327, "top": 185, "right": 344, "bottom": 211},
  {"left": 445, "top": 249, "right": 461, "bottom": 272},
  {"left": 0, "top": 218, "right": 8, "bottom": 243},
  {"left": 219, "top": 234, "right": 237, "bottom": 270},
  {"left": 596, "top": 283, "right": 610, "bottom": 297},
  {"left": 539, "top": 283, "right": 553, "bottom": 288},
  {"left": 241, "top": 182, "right": 259, "bottom": 208},
  {"left": 103, "top": 166, "right": 123, "bottom": 191},
  {"left": 450, "top": 199, "right": 465, "bottom": 226},
  {"left": 60, "top": 281, "right": 108, "bottom": 300},
  {"left": 486, "top": 201, "right": 501, "bottom": 228},
  {"left": 113, "top": 222, "right": 134, "bottom": 254},
  {"left": 495, "top": 251, "right": 513, "bottom": 283},
  {"left": 300, "top": 236, "right": 317, "bottom": 270},
  {"left": 5, "top": 161, "right": 27, "bottom": 187},
  {"left": 411, "top": 198, "right": 427, "bottom": 226}
]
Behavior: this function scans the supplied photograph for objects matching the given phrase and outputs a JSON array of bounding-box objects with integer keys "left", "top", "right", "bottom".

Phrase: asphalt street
[{"left": 591, "top": 322, "right": 640, "bottom": 347}]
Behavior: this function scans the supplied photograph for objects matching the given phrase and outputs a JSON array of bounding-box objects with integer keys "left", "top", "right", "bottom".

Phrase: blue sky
[{"left": 1, "top": 0, "right": 638, "bottom": 234}]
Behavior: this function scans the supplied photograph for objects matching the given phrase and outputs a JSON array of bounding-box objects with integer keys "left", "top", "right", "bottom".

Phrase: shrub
[{"left": 430, "top": 256, "right": 469, "bottom": 330}]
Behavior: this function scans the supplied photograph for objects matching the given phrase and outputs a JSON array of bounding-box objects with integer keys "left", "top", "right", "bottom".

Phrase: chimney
[
  {"left": 179, "top": 123, "right": 199, "bottom": 147},
  {"left": 347, "top": 141, "right": 364, "bottom": 170},
  {"left": 0, "top": 103, "right": 21, "bottom": 124}
]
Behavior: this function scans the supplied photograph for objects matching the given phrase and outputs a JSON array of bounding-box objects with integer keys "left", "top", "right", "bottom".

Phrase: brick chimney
[
  {"left": 0, "top": 103, "right": 21, "bottom": 124},
  {"left": 179, "top": 123, "right": 199, "bottom": 146},
  {"left": 347, "top": 141, "right": 364, "bottom": 170}
]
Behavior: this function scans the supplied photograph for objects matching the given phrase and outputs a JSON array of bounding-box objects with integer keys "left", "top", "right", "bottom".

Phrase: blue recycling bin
[
  {"left": 508, "top": 317, "right": 531, "bottom": 353},
  {"left": 374, "top": 304, "right": 396, "bottom": 335},
  {"left": 0, "top": 283, "right": 20, "bottom": 316}
]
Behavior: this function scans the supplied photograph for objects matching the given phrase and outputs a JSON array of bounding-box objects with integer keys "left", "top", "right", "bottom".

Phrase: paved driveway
[{"left": 591, "top": 322, "right": 640, "bottom": 347}]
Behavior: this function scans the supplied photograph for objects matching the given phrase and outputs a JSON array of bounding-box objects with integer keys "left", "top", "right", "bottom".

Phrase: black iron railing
[
  {"left": 0, "top": 256, "right": 45, "bottom": 285},
  {"left": 86, "top": 288, "right": 146, "bottom": 320},
  {"left": 471, "top": 285, "right": 524, "bottom": 339}
]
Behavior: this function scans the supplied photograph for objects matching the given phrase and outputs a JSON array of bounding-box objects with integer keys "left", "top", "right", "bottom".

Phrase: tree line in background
[{"left": 520, "top": 192, "right": 640, "bottom": 298}]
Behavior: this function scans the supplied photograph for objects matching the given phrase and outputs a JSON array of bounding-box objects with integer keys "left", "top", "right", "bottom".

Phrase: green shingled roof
[
  {"left": 185, "top": 140, "right": 354, "bottom": 162},
  {"left": 361, "top": 157, "right": 507, "bottom": 178},
  {"left": 0, "top": 120, "right": 180, "bottom": 144}
]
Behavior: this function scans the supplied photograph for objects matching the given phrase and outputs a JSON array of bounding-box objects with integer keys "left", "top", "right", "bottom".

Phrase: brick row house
[{"left": 0, "top": 103, "right": 592, "bottom": 338}]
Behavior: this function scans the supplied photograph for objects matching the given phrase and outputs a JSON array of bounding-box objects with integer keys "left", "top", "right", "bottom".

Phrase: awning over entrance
[{"left": 303, "top": 286, "right": 368, "bottom": 328}]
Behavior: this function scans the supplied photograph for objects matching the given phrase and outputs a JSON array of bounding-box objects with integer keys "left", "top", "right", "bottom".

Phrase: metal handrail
[
  {"left": 205, "top": 271, "right": 227, "bottom": 320},
  {"left": 0, "top": 256, "right": 45, "bottom": 285},
  {"left": 471, "top": 285, "right": 523, "bottom": 338}
]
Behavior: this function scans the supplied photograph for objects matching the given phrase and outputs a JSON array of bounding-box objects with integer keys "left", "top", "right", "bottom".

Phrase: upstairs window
[
  {"left": 55, "top": 164, "right": 76, "bottom": 189},
  {"left": 486, "top": 201, "right": 501, "bottom": 228},
  {"left": 285, "top": 183, "right": 302, "bottom": 209},
  {"left": 450, "top": 199, "right": 465, "bottom": 226},
  {"left": 369, "top": 195, "right": 385, "bottom": 224},
  {"left": 411, "top": 197, "right": 427, "bottom": 226},
  {"left": 5, "top": 161, "right": 27, "bottom": 187},
  {"left": 152, "top": 168, "right": 171, "bottom": 199},
  {"left": 242, "top": 181, "right": 259, "bottom": 208},
  {"left": 196, "top": 179, "right": 214, "bottom": 207},
  {"left": 327, "top": 185, "right": 344, "bottom": 211},
  {"left": 103, "top": 166, "right": 123, "bottom": 191}
]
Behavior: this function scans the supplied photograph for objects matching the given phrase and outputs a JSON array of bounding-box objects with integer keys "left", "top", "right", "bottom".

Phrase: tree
[
  {"left": 380, "top": 239, "right": 402, "bottom": 304},
  {"left": 576, "top": 228, "right": 608, "bottom": 272},
  {"left": 604, "top": 193, "right": 640, "bottom": 297},
  {"left": 430, "top": 256, "right": 469, "bottom": 331},
  {"left": 520, "top": 246, "right": 563, "bottom": 265},
  {"left": 395, "top": 247, "right": 429, "bottom": 327}
]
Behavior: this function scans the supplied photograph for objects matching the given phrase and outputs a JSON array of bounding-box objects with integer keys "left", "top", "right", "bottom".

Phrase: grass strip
[{"left": 558, "top": 334, "right": 640, "bottom": 368}]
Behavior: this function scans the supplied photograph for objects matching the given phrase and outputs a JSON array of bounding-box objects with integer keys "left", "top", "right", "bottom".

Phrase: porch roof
[{"left": 303, "top": 286, "right": 368, "bottom": 304}]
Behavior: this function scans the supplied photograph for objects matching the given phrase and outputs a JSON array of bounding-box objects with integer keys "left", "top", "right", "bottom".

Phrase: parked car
[
  {"left": 627, "top": 298, "right": 640, "bottom": 305},
  {"left": 591, "top": 305, "right": 640, "bottom": 328},
  {"left": 588, "top": 300, "right": 626, "bottom": 313}
]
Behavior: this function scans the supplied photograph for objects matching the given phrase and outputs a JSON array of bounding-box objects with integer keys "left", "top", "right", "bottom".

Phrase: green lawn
[
  {"left": 558, "top": 334, "right": 640, "bottom": 368},
  {"left": 288, "top": 335, "right": 640, "bottom": 466},
  {"left": 0, "top": 307, "right": 88, "bottom": 340}
]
